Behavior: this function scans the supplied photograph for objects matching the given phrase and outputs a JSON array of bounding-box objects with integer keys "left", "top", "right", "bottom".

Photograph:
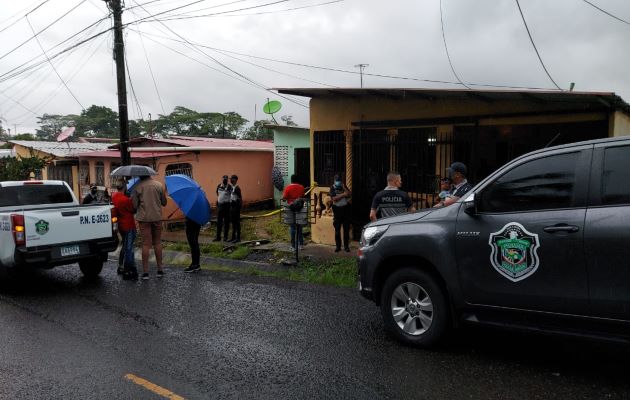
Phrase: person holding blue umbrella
[{"left": 164, "top": 174, "right": 211, "bottom": 273}]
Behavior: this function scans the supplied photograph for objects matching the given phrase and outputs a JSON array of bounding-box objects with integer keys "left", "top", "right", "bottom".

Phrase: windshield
[{"left": 0, "top": 185, "right": 74, "bottom": 207}]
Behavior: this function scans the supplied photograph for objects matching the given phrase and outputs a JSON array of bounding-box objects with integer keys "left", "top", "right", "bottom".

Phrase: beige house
[
  {"left": 276, "top": 88, "right": 630, "bottom": 245},
  {"left": 9, "top": 141, "right": 111, "bottom": 198}
]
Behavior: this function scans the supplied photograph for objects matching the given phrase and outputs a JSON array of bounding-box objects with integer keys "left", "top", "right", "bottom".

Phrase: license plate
[{"left": 61, "top": 245, "right": 80, "bottom": 257}]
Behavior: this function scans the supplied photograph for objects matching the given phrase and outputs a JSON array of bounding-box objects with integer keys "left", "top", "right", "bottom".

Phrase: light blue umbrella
[
  {"left": 165, "top": 174, "right": 211, "bottom": 225},
  {"left": 127, "top": 177, "right": 139, "bottom": 192}
]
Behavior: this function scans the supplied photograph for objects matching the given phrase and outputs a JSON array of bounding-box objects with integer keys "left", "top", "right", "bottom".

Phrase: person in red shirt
[
  {"left": 112, "top": 180, "right": 138, "bottom": 281},
  {"left": 282, "top": 174, "right": 306, "bottom": 250}
]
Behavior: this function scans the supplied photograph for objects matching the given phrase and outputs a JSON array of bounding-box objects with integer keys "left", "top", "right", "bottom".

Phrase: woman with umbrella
[{"left": 165, "top": 174, "right": 211, "bottom": 273}]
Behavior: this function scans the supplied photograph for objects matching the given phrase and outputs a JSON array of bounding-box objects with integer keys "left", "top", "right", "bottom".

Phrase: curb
[{"left": 109, "top": 248, "right": 287, "bottom": 272}]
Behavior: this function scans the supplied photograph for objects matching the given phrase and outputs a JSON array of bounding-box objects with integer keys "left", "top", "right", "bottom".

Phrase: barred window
[
  {"left": 165, "top": 163, "right": 193, "bottom": 177},
  {"left": 95, "top": 162, "right": 105, "bottom": 186},
  {"left": 275, "top": 145, "right": 289, "bottom": 177},
  {"left": 314, "top": 131, "right": 345, "bottom": 187},
  {"left": 79, "top": 161, "right": 90, "bottom": 185}
]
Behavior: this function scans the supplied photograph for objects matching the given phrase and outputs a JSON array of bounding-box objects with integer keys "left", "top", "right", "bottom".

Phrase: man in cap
[
  {"left": 228, "top": 174, "right": 242, "bottom": 243},
  {"left": 435, "top": 162, "right": 472, "bottom": 208},
  {"left": 215, "top": 174, "right": 232, "bottom": 241},
  {"left": 82, "top": 183, "right": 99, "bottom": 204}
]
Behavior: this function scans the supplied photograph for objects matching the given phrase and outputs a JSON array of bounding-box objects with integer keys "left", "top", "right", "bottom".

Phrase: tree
[
  {"left": 12, "top": 133, "right": 37, "bottom": 141},
  {"left": 0, "top": 153, "right": 47, "bottom": 181},
  {"left": 75, "top": 105, "right": 118, "bottom": 137},
  {"left": 36, "top": 114, "right": 75, "bottom": 140},
  {"left": 281, "top": 115, "right": 298, "bottom": 127},
  {"left": 241, "top": 120, "right": 273, "bottom": 140}
]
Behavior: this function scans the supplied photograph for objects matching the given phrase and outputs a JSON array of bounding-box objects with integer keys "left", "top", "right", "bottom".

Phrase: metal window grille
[
  {"left": 79, "top": 162, "right": 90, "bottom": 185},
  {"left": 165, "top": 163, "right": 193, "bottom": 177},
  {"left": 48, "top": 165, "right": 73, "bottom": 188},
  {"left": 95, "top": 162, "right": 105, "bottom": 186},
  {"left": 274, "top": 145, "right": 289, "bottom": 177},
  {"left": 313, "top": 131, "right": 345, "bottom": 187}
]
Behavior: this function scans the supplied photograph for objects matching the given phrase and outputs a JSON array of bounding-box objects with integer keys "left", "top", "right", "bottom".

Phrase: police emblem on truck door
[{"left": 489, "top": 222, "right": 540, "bottom": 282}]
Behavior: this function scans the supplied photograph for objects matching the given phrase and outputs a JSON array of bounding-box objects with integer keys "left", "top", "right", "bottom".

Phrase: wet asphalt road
[{"left": 0, "top": 261, "right": 629, "bottom": 399}]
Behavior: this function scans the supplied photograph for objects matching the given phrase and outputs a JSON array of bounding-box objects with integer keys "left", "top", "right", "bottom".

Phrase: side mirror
[{"left": 463, "top": 193, "right": 477, "bottom": 216}]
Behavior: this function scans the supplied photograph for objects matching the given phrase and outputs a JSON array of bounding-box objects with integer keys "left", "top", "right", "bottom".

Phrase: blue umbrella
[
  {"left": 165, "top": 174, "right": 211, "bottom": 225},
  {"left": 127, "top": 177, "right": 139, "bottom": 192}
]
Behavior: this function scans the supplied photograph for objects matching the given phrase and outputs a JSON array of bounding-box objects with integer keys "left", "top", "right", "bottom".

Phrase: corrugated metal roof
[
  {"left": 116, "top": 136, "right": 274, "bottom": 150},
  {"left": 274, "top": 88, "right": 630, "bottom": 116},
  {"left": 10, "top": 141, "right": 110, "bottom": 158},
  {"left": 77, "top": 150, "right": 186, "bottom": 159}
]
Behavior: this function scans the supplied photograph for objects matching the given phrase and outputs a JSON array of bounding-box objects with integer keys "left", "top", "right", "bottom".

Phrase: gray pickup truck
[{"left": 358, "top": 135, "right": 630, "bottom": 347}]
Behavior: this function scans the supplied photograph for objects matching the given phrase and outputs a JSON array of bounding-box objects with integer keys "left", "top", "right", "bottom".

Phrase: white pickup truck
[{"left": 0, "top": 180, "right": 118, "bottom": 279}]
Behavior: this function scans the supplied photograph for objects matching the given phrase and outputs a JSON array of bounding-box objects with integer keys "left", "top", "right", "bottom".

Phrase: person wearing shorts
[{"left": 132, "top": 175, "right": 167, "bottom": 280}]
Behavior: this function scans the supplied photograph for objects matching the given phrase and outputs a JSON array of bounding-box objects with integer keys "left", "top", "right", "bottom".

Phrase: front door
[
  {"left": 584, "top": 144, "right": 630, "bottom": 320},
  {"left": 456, "top": 148, "right": 592, "bottom": 314},
  {"left": 294, "top": 148, "right": 310, "bottom": 188}
]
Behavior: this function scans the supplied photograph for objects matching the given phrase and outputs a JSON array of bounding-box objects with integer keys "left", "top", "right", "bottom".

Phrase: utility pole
[
  {"left": 106, "top": 0, "right": 131, "bottom": 166},
  {"left": 354, "top": 63, "right": 369, "bottom": 88}
]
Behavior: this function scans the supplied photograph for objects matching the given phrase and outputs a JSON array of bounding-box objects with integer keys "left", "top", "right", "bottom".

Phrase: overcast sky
[{"left": 1, "top": 0, "right": 629, "bottom": 135}]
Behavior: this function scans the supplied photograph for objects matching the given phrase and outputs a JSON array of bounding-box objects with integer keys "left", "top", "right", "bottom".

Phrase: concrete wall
[
  {"left": 272, "top": 128, "right": 310, "bottom": 205},
  {"left": 305, "top": 95, "right": 626, "bottom": 245}
]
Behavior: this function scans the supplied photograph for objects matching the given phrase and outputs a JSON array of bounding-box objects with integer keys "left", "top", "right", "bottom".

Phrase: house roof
[
  {"left": 111, "top": 136, "right": 274, "bottom": 151},
  {"left": 77, "top": 150, "right": 187, "bottom": 159},
  {"left": 263, "top": 124, "right": 310, "bottom": 132},
  {"left": 9, "top": 141, "right": 111, "bottom": 158},
  {"left": 0, "top": 149, "right": 15, "bottom": 158},
  {"left": 274, "top": 88, "right": 630, "bottom": 116}
]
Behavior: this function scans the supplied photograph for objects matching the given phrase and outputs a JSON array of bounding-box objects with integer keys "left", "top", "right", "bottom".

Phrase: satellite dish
[
  {"left": 56, "top": 127, "right": 75, "bottom": 142},
  {"left": 263, "top": 99, "right": 282, "bottom": 123}
]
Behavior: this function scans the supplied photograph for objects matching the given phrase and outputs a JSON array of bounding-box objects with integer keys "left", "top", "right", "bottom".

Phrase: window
[
  {"left": 95, "top": 162, "right": 104, "bottom": 186},
  {"left": 479, "top": 152, "right": 580, "bottom": 213},
  {"left": 314, "top": 131, "right": 345, "bottom": 187},
  {"left": 601, "top": 145, "right": 630, "bottom": 205},
  {"left": 79, "top": 161, "right": 90, "bottom": 185},
  {"left": 165, "top": 163, "right": 193, "bottom": 177},
  {"left": 0, "top": 185, "right": 74, "bottom": 207},
  {"left": 275, "top": 146, "right": 289, "bottom": 177}
]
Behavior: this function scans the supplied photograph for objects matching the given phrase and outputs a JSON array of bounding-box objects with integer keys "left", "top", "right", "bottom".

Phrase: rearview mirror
[{"left": 463, "top": 193, "right": 477, "bottom": 216}]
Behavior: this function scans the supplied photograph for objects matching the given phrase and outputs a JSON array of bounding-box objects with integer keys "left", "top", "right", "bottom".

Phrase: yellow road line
[{"left": 124, "top": 373, "right": 185, "bottom": 400}]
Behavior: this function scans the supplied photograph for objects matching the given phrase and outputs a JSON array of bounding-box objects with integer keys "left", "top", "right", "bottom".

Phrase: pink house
[{"left": 78, "top": 136, "right": 274, "bottom": 221}]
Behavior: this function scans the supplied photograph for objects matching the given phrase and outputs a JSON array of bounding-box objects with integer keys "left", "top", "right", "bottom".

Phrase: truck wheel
[
  {"left": 79, "top": 258, "right": 104, "bottom": 278},
  {"left": 380, "top": 268, "right": 449, "bottom": 347}
]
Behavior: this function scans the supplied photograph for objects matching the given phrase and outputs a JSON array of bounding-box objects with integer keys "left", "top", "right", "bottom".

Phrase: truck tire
[
  {"left": 380, "top": 267, "right": 449, "bottom": 347},
  {"left": 79, "top": 258, "right": 104, "bottom": 278}
]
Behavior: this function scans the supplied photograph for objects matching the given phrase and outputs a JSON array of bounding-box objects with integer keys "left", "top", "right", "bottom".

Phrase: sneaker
[
  {"left": 344, "top": 248, "right": 351, "bottom": 253},
  {"left": 232, "top": 239, "right": 241, "bottom": 243},
  {"left": 117, "top": 266, "right": 124, "bottom": 275},
  {"left": 122, "top": 271, "right": 138, "bottom": 281},
  {"left": 334, "top": 248, "right": 341, "bottom": 253},
  {"left": 184, "top": 265, "right": 201, "bottom": 273},
  {"left": 141, "top": 273, "right": 149, "bottom": 280},
  {"left": 157, "top": 270, "right": 164, "bottom": 278}
]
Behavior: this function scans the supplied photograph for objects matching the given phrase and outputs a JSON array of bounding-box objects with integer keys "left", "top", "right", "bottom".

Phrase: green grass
[
  {"left": 165, "top": 242, "right": 250, "bottom": 260},
  {"left": 200, "top": 257, "right": 357, "bottom": 288}
]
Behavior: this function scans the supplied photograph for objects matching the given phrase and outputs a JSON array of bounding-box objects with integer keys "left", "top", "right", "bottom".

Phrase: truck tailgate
[{"left": 23, "top": 206, "right": 113, "bottom": 247}]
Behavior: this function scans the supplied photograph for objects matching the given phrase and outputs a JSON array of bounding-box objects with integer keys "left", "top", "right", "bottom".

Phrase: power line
[
  {"left": 515, "top": 0, "right": 563, "bottom": 90},
  {"left": 159, "top": 0, "right": 343, "bottom": 20},
  {"left": 133, "top": 28, "right": 557, "bottom": 91},
  {"left": 133, "top": 26, "right": 166, "bottom": 114},
  {"left": 129, "top": 0, "right": 309, "bottom": 107},
  {"left": 25, "top": 14, "right": 85, "bottom": 110},
  {"left": 124, "top": 42, "right": 144, "bottom": 120},
  {"left": 0, "top": 0, "right": 88, "bottom": 62},
  {"left": 580, "top": 0, "right": 630, "bottom": 26},
  {"left": 439, "top": 0, "right": 470, "bottom": 89}
]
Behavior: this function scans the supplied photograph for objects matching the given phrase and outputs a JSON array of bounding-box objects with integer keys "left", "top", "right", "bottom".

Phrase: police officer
[
  {"left": 228, "top": 174, "right": 242, "bottom": 243},
  {"left": 434, "top": 162, "right": 472, "bottom": 208},
  {"left": 83, "top": 183, "right": 98, "bottom": 204},
  {"left": 214, "top": 174, "right": 232, "bottom": 241}
]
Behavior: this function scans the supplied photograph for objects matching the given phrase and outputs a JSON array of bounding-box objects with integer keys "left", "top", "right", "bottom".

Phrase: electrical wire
[
  {"left": 135, "top": 0, "right": 294, "bottom": 22},
  {"left": 515, "top": 0, "right": 563, "bottom": 90},
  {"left": 133, "top": 28, "right": 556, "bottom": 91},
  {"left": 133, "top": 25, "right": 166, "bottom": 114},
  {"left": 439, "top": 0, "right": 470, "bottom": 89},
  {"left": 580, "top": 0, "right": 630, "bottom": 26},
  {"left": 124, "top": 41, "right": 145, "bottom": 120},
  {"left": 129, "top": 0, "right": 309, "bottom": 107},
  {"left": 0, "top": 0, "right": 88, "bottom": 62},
  {"left": 25, "top": 14, "right": 86, "bottom": 110}
]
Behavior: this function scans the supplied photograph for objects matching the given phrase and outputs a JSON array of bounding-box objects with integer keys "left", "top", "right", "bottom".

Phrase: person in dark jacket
[
  {"left": 215, "top": 175, "right": 232, "bottom": 241},
  {"left": 329, "top": 174, "right": 352, "bottom": 252},
  {"left": 228, "top": 174, "right": 242, "bottom": 243},
  {"left": 83, "top": 183, "right": 98, "bottom": 204}
]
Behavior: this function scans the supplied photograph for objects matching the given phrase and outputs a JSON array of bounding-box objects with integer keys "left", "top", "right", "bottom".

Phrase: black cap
[
  {"left": 222, "top": 175, "right": 229, "bottom": 179},
  {"left": 90, "top": 183, "right": 97, "bottom": 189},
  {"left": 230, "top": 174, "right": 238, "bottom": 180},
  {"left": 447, "top": 162, "right": 467, "bottom": 177}
]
